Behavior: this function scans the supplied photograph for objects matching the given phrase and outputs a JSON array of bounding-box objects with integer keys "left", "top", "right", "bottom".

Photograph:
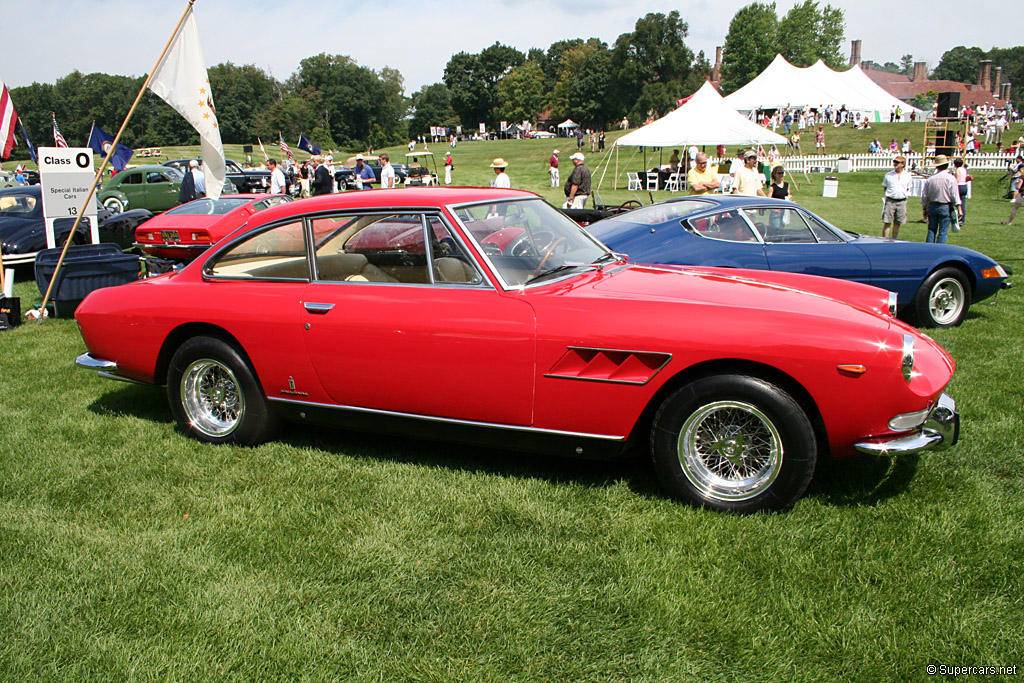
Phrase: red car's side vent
[{"left": 545, "top": 347, "right": 672, "bottom": 385}]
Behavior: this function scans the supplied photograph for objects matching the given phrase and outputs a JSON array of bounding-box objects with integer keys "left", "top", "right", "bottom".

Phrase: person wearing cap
[
  {"left": 731, "top": 150, "right": 767, "bottom": 197},
  {"left": 379, "top": 154, "right": 396, "bottom": 189},
  {"left": 881, "top": 155, "right": 912, "bottom": 238},
  {"left": 564, "top": 152, "right": 591, "bottom": 209},
  {"left": 354, "top": 154, "right": 375, "bottom": 190},
  {"left": 444, "top": 151, "right": 453, "bottom": 185},
  {"left": 1001, "top": 169, "right": 1024, "bottom": 225},
  {"left": 548, "top": 150, "right": 560, "bottom": 188},
  {"left": 920, "top": 155, "right": 962, "bottom": 243},
  {"left": 489, "top": 158, "right": 511, "bottom": 188},
  {"left": 311, "top": 155, "right": 333, "bottom": 196},
  {"left": 267, "top": 158, "right": 286, "bottom": 194},
  {"left": 178, "top": 159, "right": 205, "bottom": 203}
]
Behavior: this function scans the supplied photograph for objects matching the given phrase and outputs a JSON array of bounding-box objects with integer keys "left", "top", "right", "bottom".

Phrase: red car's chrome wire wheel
[
  {"left": 181, "top": 359, "right": 245, "bottom": 438},
  {"left": 677, "top": 400, "right": 783, "bottom": 502}
]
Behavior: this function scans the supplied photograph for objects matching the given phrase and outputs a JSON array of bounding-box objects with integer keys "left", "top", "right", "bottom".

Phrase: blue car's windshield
[{"left": 605, "top": 200, "right": 714, "bottom": 225}]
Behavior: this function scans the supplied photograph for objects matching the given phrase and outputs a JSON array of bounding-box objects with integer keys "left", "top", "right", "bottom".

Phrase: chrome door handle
[{"left": 303, "top": 302, "right": 335, "bottom": 314}]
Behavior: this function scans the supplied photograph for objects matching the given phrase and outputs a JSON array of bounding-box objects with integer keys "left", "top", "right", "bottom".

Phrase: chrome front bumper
[
  {"left": 854, "top": 393, "right": 959, "bottom": 456},
  {"left": 75, "top": 352, "right": 146, "bottom": 385}
]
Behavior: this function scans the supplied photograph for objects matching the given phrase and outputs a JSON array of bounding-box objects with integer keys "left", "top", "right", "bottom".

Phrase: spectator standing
[
  {"left": 379, "top": 154, "right": 396, "bottom": 189},
  {"left": 354, "top": 154, "right": 375, "bottom": 190},
  {"left": 444, "top": 151, "right": 453, "bottom": 185},
  {"left": 178, "top": 159, "right": 205, "bottom": 203},
  {"left": 815, "top": 126, "right": 825, "bottom": 153},
  {"left": 548, "top": 150, "right": 560, "bottom": 188},
  {"left": 564, "top": 152, "right": 591, "bottom": 208},
  {"left": 598, "top": 131, "right": 605, "bottom": 152},
  {"left": 311, "top": 155, "right": 333, "bottom": 196},
  {"left": 687, "top": 152, "right": 720, "bottom": 195},
  {"left": 768, "top": 166, "right": 791, "bottom": 200},
  {"left": 920, "top": 155, "right": 962, "bottom": 243},
  {"left": 489, "top": 158, "right": 511, "bottom": 188},
  {"left": 953, "top": 158, "right": 971, "bottom": 225},
  {"left": 268, "top": 158, "right": 286, "bottom": 194},
  {"left": 14, "top": 166, "right": 26, "bottom": 185},
  {"left": 790, "top": 131, "right": 801, "bottom": 154},
  {"left": 731, "top": 150, "right": 767, "bottom": 197},
  {"left": 881, "top": 156, "right": 912, "bottom": 238},
  {"left": 1001, "top": 170, "right": 1023, "bottom": 225},
  {"left": 576, "top": 129, "right": 584, "bottom": 150}
]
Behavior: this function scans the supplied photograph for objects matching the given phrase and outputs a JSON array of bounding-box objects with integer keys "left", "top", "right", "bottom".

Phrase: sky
[{"left": 2, "top": 0, "right": 1018, "bottom": 95}]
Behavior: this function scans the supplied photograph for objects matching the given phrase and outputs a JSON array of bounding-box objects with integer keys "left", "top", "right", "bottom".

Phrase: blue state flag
[
  {"left": 17, "top": 119, "right": 37, "bottom": 164},
  {"left": 88, "top": 123, "right": 134, "bottom": 171},
  {"left": 298, "top": 134, "right": 321, "bottom": 155}
]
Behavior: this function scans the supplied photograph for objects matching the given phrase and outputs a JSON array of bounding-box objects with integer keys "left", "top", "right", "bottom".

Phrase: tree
[
  {"left": 611, "top": 11, "right": 695, "bottom": 123},
  {"left": 908, "top": 90, "right": 938, "bottom": 110},
  {"left": 408, "top": 83, "right": 458, "bottom": 138},
  {"left": 565, "top": 47, "right": 615, "bottom": 129},
  {"left": 208, "top": 63, "right": 279, "bottom": 144},
  {"left": 496, "top": 62, "right": 546, "bottom": 124},
  {"left": 900, "top": 54, "right": 914, "bottom": 76},
  {"left": 776, "top": 1, "right": 845, "bottom": 69},
  {"left": 931, "top": 46, "right": 985, "bottom": 82},
  {"left": 987, "top": 45, "right": 1024, "bottom": 96},
  {"left": 721, "top": 2, "right": 778, "bottom": 94},
  {"left": 443, "top": 43, "right": 524, "bottom": 128}
]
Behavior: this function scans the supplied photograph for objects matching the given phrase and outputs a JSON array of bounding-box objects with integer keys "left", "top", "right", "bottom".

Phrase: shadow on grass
[{"left": 85, "top": 383, "right": 921, "bottom": 509}]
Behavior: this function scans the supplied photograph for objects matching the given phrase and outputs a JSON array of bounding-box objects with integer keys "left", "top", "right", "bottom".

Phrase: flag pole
[{"left": 37, "top": 0, "right": 199, "bottom": 321}]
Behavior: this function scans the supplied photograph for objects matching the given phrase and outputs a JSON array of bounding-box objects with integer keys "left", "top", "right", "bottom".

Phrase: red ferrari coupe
[
  {"left": 76, "top": 188, "right": 959, "bottom": 513},
  {"left": 134, "top": 193, "right": 293, "bottom": 259}
]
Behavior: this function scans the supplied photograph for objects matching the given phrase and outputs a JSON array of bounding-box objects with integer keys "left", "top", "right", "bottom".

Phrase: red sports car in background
[
  {"left": 134, "top": 194, "right": 292, "bottom": 260},
  {"left": 77, "top": 188, "right": 958, "bottom": 513}
]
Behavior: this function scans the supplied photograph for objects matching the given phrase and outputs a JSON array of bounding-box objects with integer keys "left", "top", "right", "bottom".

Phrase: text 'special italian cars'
[
  {"left": 75, "top": 188, "right": 959, "bottom": 513},
  {"left": 134, "top": 194, "right": 293, "bottom": 260},
  {"left": 588, "top": 196, "right": 1011, "bottom": 328},
  {"left": 1, "top": 185, "right": 152, "bottom": 265}
]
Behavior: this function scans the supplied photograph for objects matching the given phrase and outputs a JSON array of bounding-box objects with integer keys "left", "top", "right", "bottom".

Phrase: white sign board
[{"left": 39, "top": 147, "right": 99, "bottom": 248}]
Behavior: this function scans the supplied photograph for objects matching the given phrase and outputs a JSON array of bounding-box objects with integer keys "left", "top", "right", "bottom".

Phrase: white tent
[
  {"left": 557, "top": 119, "right": 579, "bottom": 128},
  {"left": 615, "top": 81, "right": 787, "bottom": 147},
  {"left": 724, "top": 54, "right": 918, "bottom": 119}
]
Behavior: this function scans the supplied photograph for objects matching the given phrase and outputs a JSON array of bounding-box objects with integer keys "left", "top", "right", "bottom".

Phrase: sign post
[{"left": 38, "top": 147, "right": 99, "bottom": 247}]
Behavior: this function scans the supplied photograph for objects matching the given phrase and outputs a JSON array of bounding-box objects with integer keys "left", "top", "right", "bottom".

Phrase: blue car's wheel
[{"left": 914, "top": 267, "right": 970, "bottom": 328}]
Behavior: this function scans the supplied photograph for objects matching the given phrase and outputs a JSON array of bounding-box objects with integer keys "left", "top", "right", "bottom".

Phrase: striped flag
[
  {"left": 278, "top": 133, "right": 293, "bottom": 161},
  {"left": 0, "top": 71, "right": 18, "bottom": 158},
  {"left": 52, "top": 112, "right": 69, "bottom": 148},
  {"left": 257, "top": 136, "right": 269, "bottom": 163}
]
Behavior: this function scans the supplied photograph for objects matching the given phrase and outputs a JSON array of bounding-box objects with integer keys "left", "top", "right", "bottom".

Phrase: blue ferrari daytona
[{"left": 588, "top": 195, "right": 1012, "bottom": 327}]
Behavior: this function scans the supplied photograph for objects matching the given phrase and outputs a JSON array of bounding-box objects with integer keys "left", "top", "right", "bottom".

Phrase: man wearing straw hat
[
  {"left": 919, "top": 154, "right": 963, "bottom": 244},
  {"left": 489, "top": 158, "right": 511, "bottom": 188}
]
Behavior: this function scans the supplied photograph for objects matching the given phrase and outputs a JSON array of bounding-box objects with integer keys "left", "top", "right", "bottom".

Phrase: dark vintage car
[
  {"left": 589, "top": 196, "right": 1012, "bottom": 328},
  {"left": 334, "top": 156, "right": 408, "bottom": 190},
  {"left": 163, "top": 159, "right": 272, "bottom": 195},
  {"left": 134, "top": 194, "right": 293, "bottom": 260},
  {"left": 0, "top": 185, "right": 153, "bottom": 266},
  {"left": 75, "top": 188, "right": 959, "bottom": 514},
  {"left": 98, "top": 164, "right": 183, "bottom": 214}
]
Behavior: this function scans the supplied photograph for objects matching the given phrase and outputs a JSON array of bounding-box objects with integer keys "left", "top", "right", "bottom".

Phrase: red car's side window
[{"left": 207, "top": 219, "right": 308, "bottom": 279}]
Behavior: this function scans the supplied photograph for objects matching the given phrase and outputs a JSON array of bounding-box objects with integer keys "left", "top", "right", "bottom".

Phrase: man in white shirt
[
  {"left": 379, "top": 154, "right": 396, "bottom": 189},
  {"left": 489, "top": 158, "right": 510, "bottom": 188},
  {"left": 881, "top": 156, "right": 912, "bottom": 238},
  {"left": 920, "top": 155, "right": 963, "bottom": 244},
  {"left": 730, "top": 150, "right": 766, "bottom": 197},
  {"left": 268, "top": 158, "right": 286, "bottom": 194}
]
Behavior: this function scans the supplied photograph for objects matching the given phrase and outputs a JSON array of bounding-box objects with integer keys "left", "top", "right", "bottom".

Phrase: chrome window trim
[
  {"left": 888, "top": 292, "right": 899, "bottom": 316},
  {"left": 268, "top": 396, "right": 626, "bottom": 441}
]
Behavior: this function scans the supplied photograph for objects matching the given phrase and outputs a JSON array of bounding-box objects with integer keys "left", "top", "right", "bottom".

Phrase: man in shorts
[{"left": 881, "top": 156, "right": 912, "bottom": 238}]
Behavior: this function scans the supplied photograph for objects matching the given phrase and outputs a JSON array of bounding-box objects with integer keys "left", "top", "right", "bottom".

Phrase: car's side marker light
[{"left": 837, "top": 364, "right": 867, "bottom": 375}]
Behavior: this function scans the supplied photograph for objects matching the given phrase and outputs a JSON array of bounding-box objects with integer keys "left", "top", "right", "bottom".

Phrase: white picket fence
[{"left": 708, "top": 153, "right": 1015, "bottom": 174}]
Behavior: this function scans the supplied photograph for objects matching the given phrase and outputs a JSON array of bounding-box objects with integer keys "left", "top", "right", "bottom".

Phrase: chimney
[
  {"left": 860, "top": 60, "right": 874, "bottom": 71},
  {"left": 1001, "top": 83, "right": 1011, "bottom": 104},
  {"left": 913, "top": 62, "right": 927, "bottom": 82},
  {"left": 993, "top": 66, "right": 1002, "bottom": 95},
  {"left": 849, "top": 40, "right": 862, "bottom": 67},
  {"left": 712, "top": 46, "right": 722, "bottom": 83},
  {"left": 978, "top": 59, "right": 992, "bottom": 91}
]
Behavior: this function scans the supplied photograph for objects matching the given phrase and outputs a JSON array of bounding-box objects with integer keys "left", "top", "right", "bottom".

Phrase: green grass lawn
[{"left": 2, "top": 137, "right": 1023, "bottom": 680}]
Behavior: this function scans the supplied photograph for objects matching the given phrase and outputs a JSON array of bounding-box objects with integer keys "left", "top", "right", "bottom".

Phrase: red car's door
[{"left": 300, "top": 212, "right": 536, "bottom": 425}]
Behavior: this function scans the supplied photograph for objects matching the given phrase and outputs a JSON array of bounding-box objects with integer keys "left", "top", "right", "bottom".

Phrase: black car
[
  {"left": 163, "top": 159, "right": 271, "bottom": 194},
  {"left": 0, "top": 185, "right": 153, "bottom": 266},
  {"left": 334, "top": 156, "right": 407, "bottom": 190}
]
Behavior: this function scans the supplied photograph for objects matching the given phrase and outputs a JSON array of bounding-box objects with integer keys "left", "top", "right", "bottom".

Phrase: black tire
[
  {"left": 913, "top": 267, "right": 971, "bottom": 328},
  {"left": 167, "top": 336, "right": 278, "bottom": 445},
  {"left": 651, "top": 375, "right": 817, "bottom": 514}
]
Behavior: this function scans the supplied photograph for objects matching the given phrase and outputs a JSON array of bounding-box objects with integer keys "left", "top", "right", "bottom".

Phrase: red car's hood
[
  {"left": 620, "top": 263, "right": 895, "bottom": 319},
  {"left": 582, "top": 264, "right": 894, "bottom": 326}
]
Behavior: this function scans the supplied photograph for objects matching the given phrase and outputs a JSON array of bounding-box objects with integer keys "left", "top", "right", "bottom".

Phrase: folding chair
[
  {"left": 626, "top": 172, "right": 642, "bottom": 191},
  {"left": 646, "top": 172, "right": 660, "bottom": 191},
  {"left": 665, "top": 172, "right": 680, "bottom": 192}
]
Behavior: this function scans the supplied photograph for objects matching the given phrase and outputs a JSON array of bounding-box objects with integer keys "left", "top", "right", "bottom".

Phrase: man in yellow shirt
[{"left": 687, "top": 152, "right": 720, "bottom": 195}]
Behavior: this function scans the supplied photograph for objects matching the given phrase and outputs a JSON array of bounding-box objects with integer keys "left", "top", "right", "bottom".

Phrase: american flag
[
  {"left": 278, "top": 133, "right": 293, "bottom": 161},
  {"left": 0, "top": 71, "right": 18, "bottom": 158},
  {"left": 52, "top": 112, "right": 68, "bottom": 148}
]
